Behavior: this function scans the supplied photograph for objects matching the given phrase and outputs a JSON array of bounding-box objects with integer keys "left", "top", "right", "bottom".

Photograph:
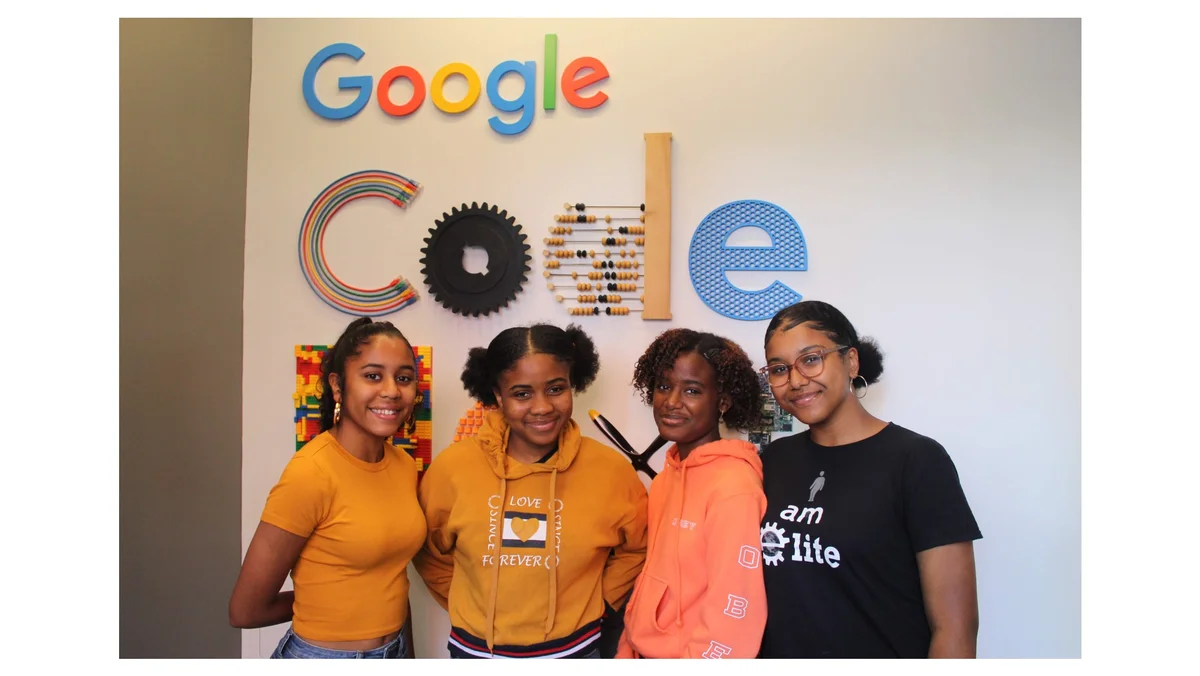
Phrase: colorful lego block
[{"left": 454, "top": 401, "right": 496, "bottom": 442}]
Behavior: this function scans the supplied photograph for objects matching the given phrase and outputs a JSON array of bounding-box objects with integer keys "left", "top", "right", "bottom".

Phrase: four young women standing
[{"left": 232, "top": 301, "right": 981, "bottom": 659}]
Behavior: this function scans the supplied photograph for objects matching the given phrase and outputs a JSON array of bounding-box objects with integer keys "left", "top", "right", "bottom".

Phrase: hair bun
[
  {"left": 460, "top": 347, "right": 496, "bottom": 406},
  {"left": 855, "top": 336, "right": 885, "bottom": 386},
  {"left": 563, "top": 324, "right": 600, "bottom": 392}
]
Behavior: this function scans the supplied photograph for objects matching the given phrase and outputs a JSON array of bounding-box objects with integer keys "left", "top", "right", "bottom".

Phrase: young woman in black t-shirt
[{"left": 757, "top": 300, "right": 982, "bottom": 659}]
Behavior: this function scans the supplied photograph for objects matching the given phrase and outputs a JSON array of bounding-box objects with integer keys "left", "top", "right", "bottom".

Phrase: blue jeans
[{"left": 271, "top": 627, "right": 406, "bottom": 659}]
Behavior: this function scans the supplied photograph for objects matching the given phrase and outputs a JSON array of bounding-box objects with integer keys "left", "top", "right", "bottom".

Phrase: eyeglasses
[{"left": 759, "top": 345, "right": 850, "bottom": 386}]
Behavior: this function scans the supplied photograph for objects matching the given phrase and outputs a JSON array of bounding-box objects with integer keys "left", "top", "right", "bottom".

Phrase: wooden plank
[{"left": 642, "top": 132, "right": 672, "bottom": 320}]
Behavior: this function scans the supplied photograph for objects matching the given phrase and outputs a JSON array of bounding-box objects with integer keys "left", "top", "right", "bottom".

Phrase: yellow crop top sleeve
[{"left": 261, "top": 455, "right": 333, "bottom": 538}]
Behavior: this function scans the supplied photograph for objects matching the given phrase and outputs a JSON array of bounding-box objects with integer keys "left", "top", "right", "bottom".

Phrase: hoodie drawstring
[
  {"left": 485, "top": 475, "right": 507, "bottom": 654},
  {"left": 545, "top": 467, "right": 559, "bottom": 637},
  {"left": 486, "top": 465, "right": 561, "bottom": 651}
]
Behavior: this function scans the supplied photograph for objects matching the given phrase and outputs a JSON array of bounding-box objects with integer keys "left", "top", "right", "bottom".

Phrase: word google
[{"left": 302, "top": 34, "right": 609, "bottom": 136}]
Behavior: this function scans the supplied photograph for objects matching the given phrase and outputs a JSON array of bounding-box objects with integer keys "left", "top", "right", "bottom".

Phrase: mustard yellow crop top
[{"left": 260, "top": 431, "right": 427, "bottom": 642}]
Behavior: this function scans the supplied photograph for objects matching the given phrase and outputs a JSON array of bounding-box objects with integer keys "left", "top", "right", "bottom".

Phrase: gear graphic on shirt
[
  {"left": 760, "top": 521, "right": 787, "bottom": 566},
  {"left": 418, "top": 201, "right": 531, "bottom": 317}
]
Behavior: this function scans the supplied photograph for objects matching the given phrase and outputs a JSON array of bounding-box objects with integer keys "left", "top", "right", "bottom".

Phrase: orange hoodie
[{"left": 616, "top": 438, "right": 768, "bottom": 659}]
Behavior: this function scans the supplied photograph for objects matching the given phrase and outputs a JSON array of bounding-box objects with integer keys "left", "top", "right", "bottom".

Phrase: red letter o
[{"left": 377, "top": 66, "right": 426, "bottom": 117}]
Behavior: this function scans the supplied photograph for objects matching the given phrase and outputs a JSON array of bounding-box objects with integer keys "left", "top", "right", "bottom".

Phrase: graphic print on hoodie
[
  {"left": 413, "top": 410, "right": 649, "bottom": 658},
  {"left": 616, "top": 439, "right": 768, "bottom": 659}
]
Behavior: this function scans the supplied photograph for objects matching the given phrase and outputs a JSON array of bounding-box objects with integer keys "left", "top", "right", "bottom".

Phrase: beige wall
[
  {"left": 120, "top": 18, "right": 251, "bottom": 658},
  {"left": 242, "top": 19, "right": 1080, "bottom": 657}
]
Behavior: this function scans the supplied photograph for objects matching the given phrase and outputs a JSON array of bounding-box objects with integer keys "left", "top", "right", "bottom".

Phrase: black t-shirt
[{"left": 758, "top": 423, "right": 982, "bottom": 658}]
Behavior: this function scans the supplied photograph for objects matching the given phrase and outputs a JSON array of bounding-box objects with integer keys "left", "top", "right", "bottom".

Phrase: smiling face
[
  {"left": 330, "top": 334, "right": 418, "bottom": 441},
  {"left": 764, "top": 322, "right": 858, "bottom": 428},
  {"left": 494, "top": 352, "right": 573, "bottom": 460},
  {"left": 652, "top": 350, "right": 726, "bottom": 458}
]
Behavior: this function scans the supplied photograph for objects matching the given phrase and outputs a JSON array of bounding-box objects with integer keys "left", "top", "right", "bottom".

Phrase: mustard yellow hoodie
[{"left": 414, "top": 410, "right": 649, "bottom": 658}]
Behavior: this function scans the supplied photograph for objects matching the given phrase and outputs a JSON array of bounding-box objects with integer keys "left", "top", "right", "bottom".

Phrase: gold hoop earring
[
  {"left": 333, "top": 402, "right": 342, "bottom": 425},
  {"left": 852, "top": 375, "right": 868, "bottom": 400}
]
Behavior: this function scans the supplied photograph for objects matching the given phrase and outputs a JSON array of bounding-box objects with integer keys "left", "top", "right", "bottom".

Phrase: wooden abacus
[
  {"left": 548, "top": 225, "right": 647, "bottom": 235},
  {"left": 542, "top": 132, "right": 672, "bottom": 319},
  {"left": 543, "top": 236, "right": 643, "bottom": 247},
  {"left": 554, "top": 214, "right": 646, "bottom": 224},
  {"left": 542, "top": 269, "right": 642, "bottom": 281},
  {"left": 555, "top": 294, "right": 643, "bottom": 304},
  {"left": 566, "top": 306, "right": 640, "bottom": 316},
  {"left": 547, "top": 281, "right": 643, "bottom": 293},
  {"left": 542, "top": 259, "right": 640, "bottom": 270},
  {"left": 543, "top": 248, "right": 639, "bottom": 259}
]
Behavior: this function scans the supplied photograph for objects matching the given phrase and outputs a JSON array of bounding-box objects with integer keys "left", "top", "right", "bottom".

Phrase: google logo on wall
[{"left": 302, "top": 34, "right": 609, "bottom": 136}]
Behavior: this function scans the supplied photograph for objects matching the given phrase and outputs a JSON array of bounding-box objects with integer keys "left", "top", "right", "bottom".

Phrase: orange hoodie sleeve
[
  {"left": 412, "top": 457, "right": 455, "bottom": 611},
  {"left": 683, "top": 491, "right": 768, "bottom": 659},
  {"left": 601, "top": 468, "right": 649, "bottom": 611}
]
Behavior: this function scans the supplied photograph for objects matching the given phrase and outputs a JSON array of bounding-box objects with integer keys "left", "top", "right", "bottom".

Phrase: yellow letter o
[{"left": 431, "top": 62, "right": 481, "bottom": 114}]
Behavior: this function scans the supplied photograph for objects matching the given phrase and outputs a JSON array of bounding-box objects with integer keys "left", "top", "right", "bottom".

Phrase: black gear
[{"left": 418, "top": 202, "right": 531, "bottom": 317}]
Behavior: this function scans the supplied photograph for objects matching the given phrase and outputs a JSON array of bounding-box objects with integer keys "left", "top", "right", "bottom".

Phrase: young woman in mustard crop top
[{"left": 229, "top": 318, "right": 428, "bottom": 659}]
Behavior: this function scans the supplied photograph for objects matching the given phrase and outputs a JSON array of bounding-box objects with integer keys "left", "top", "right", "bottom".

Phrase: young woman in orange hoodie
[
  {"left": 414, "top": 323, "right": 649, "bottom": 659},
  {"left": 616, "top": 329, "right": 769, "bottom": 659}
]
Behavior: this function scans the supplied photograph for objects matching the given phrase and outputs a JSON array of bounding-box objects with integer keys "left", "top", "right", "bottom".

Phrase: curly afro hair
[
  {"left": 631, "top": 328, "right": 765, "bottom": 432},
  {"left": 461, "top": 323, "right": 601, "bottom": 407}
]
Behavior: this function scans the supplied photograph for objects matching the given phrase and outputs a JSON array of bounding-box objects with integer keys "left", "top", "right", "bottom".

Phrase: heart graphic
[{"left": 511, "top": 517, "right": 539, "bottom": 542}]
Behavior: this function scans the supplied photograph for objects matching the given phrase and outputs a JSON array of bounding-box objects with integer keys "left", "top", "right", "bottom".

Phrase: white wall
[{"left": 242, "top": 18, "right": 1080, "bottom": 658}]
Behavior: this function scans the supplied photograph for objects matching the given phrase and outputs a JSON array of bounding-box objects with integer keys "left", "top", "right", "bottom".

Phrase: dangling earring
[
  {"left": 852, "top": 375, "right": 868, "bottom": 400},
  {"left": 333, "top": 401, "right": 342, "bottom": 425},
  {"left": 405, "top": 394, "right": 422, "bottom": 435}
]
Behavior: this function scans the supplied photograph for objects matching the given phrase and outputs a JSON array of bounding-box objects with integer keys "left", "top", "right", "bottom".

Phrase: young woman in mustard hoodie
[
  {"left": 616, "top": 328, "right": 769, "bottom": 659},
  {"left": 414, "top": 323, "right": 649, "bottom": 659}
]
